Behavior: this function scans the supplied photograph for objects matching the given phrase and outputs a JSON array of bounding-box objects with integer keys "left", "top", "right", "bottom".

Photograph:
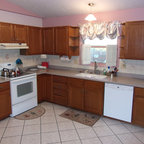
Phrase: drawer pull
[{"left": 0, "top": 86, "right": 3, "bottom": 89}]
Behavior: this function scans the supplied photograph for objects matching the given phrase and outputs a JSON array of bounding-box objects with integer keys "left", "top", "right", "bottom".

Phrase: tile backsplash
[
  {"left": 0, "top": 49, "right": 41, "bottom": 68},
  {"left": 0, "top": 50, "right": 144, "bottom": 76}
]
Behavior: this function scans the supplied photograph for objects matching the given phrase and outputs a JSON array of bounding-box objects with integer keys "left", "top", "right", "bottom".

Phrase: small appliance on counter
[{"left": 41, "top": 62, "right": 49, "bottom": 68}]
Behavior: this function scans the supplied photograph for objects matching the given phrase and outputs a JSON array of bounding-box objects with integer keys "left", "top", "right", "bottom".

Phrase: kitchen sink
[{"left": 75, "top": 73, "right": 107, "bottom": 79}]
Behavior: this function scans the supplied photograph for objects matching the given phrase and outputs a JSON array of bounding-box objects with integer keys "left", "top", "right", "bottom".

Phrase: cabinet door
[
  {"left": 124, "top": 21, "right": 144, "bottom": 59},
  {"left": 43, "top": 28, "right": 54, "bottom": 54},
  {"left": 0, "top": 82, "right": 11, "bottom": 120},
  {"left": 37, "top": 74, "right": 52, "bottom": 103},
  {"left": 27, "top": 26, "right": 43, "bottom": 54},
  {"left": 55, "top": 27, "right": 68, "bottom": 55},
  {"left": 84, "top": 80, "right": 104, "bottom": 115},
  {"left": 45, "top": 75, "right": 52, "bottom": 101},
  {"left": 68, "top": 78, "right": 84, "bottom": 110},
  {"left": 37, "top": 75, "right": 46, "bottom": 103},
  {"left": 0, "top": 22, "right": 14, "bottom": 43},
  {"left": 13, "top": 24, "right": 28, "bottom": 43},
  {"left": 52, "top": 75, "right": 68, "bottom": 106},
  {"left": 132, "top": 87, "right": 144, "bottom": 126}
]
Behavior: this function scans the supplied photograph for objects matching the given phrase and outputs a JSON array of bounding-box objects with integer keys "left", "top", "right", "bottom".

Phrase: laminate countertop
[
  {"left": 0, "top": 68, "right": 144, "bottom": 88},
  {"left": 28, "top": 68, "right": 144, "bottom": 88},
  {"left": 0, "top": 77, "right": 10, "bottom": 84}
]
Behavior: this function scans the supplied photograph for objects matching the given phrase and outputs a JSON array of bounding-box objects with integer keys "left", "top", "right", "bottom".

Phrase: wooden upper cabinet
[
  {"left": 43, "top": 26, "right": 79, "bottom": 57},
  {"left": 0, "top": 22, "right": 28, "bottom": 43},
  {"left": 119, "top": 21, "right": 144, "bottom": 60},
  {"left": 132, "top": 87, "right": 144, "bottom": 127},
  {"left": 21, "top": 26, "right": 43, "bottom": 55},
  {"left": 0, "top": 22, "right": 14, "bottom": 43},
  {"left": 84, "top": 80, "right": 104, "bottom": 115},
  {"left": 28, "top": 26, "right": 43, "bottom": 54},
  {"left": 13, "top": 24, "right": 28, "bottom": 43},
  {"left": 55, "top": 27, "right": 68, "bottom": 55},
  {"left": 43, "top": 27, "right": 54, "bottom": 54}
]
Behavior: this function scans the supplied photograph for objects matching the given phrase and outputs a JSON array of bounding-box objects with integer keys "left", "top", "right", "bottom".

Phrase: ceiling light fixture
[{"left": 85, "top": 3, "right": 96, "bottom": 21}]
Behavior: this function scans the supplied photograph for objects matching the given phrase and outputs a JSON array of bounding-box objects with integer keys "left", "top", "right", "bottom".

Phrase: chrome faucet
[{"left": 94, "top": 61, "right": 98, "bottom": 74}]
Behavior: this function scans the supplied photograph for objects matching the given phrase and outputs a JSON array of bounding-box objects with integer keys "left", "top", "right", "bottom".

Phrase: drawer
[
  {"left": 53, "top": 89, "right": 68, "bottom": 97},
  {"left": 53, "top": 95, "right": 68, "bottom": 106},
  {"left": 53, "top": 75, "right": 67, "bottom": 83},
  {"left": 53, "top": 82, "right": 67, "bottom": 90},
  {"left": 134, "top": 87, "right": 144, "bottom": 98},
  {"left": 0, "top": 82, "right": 10, "bottom": 92},
  {"left": 85, "top": 80, "right": 104, "bottom": 89},
  {"left": 68, "top": 78, "right": 84, "bottom": 87}
]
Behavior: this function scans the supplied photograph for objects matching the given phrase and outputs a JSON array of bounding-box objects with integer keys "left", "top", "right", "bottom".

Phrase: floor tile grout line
[
  {"left": 53, "top": 103, "right": 63, "bottom": 144},
  {"left": 19, "top": 119, "right": 25, "bottom": 144},
  {"left": 0, "top": 117, "right": 10, "bottom": 143},
  {"left": 72, "top": 120, "right": 83, "bottom": 144},
  {"left": 130, "top": 132, "right": 144, "bottom": 144},
  {"left": 102, "top": 118, "right": 125, "bottom": 144},
  {"left": 92, "top": 123, "right": 104, "bottom": 144}
]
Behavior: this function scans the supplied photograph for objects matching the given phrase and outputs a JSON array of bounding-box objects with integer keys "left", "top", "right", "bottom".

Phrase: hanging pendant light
[{"left": 85, "top": 3, "right": 96, "bottom": 21}]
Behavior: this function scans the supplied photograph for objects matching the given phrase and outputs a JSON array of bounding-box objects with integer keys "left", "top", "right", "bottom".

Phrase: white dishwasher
[{"left": 104, "top": 83, "right": 134, "bottom": 122}]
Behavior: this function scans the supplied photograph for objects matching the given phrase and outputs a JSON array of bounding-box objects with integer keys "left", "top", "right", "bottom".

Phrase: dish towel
[
  {"left": 106, "top": 45, "right": 117, "bottom": 66},
  {"left": 81, "top": 44, "right": 91, "bottom": 65}
]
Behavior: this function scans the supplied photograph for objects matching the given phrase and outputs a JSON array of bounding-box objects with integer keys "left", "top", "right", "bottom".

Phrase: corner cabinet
[
  {"left": 20, "top": 26, "right": 43, "bottom": 55},
  {"left": 119, "top": 21, "right": 144, "bottom": 60},
  {"left": 132, "top": 87, "right": 144, "bottom": 127},
  {"left": 43, "top": 26, "right": 80, "bottom": 58},
  {"left": 0, "top": 82, "right": 11, "bottom": 120},
  {"left": 43, "top": 27, "right": 55, "bottom": 54},
  {"left": 37, "top": 74, "right": 52, "bottom": 103}
]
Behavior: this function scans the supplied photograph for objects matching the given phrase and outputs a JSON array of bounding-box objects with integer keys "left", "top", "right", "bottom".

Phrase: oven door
[{"left": 10, "top": 75, "right": 37, "bottom": 105}]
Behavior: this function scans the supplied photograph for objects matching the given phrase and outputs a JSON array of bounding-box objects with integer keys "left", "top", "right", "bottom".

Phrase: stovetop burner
[{"left": 1, "top": 72, "right": 36, "bottom": 80}]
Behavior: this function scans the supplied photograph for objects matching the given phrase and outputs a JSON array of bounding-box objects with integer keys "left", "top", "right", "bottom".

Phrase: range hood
[{"left": 0, "top": 43, "right": 29, "bottom": 49}]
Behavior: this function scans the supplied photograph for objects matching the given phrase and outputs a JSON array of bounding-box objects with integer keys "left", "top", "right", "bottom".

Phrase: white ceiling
[{"left": 7, "top": 0, "right": 144, "bottom": 18}]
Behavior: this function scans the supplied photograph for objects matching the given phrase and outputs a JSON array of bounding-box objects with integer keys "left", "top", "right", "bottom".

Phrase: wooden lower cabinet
[
  {"left": 0, "top": 82, "right": 11, "bottom": 120},
  {"left": 52, "top": 75, "right": 68, "bottom": 106},
  {"left": 37, "top": 74, "right": 52, "bottom": 103},
  {"left": 68, "top": 78, "right": 84, "bottom": 110},
  {"left": 84, "top": 80, "right": 104, "bottom": 115},
  {"left": 132, "top": 87, "right": 144, "bottom": 126}
]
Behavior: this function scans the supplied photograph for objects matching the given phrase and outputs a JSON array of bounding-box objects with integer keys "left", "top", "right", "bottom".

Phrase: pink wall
[
  {"left": 43, "top": 8, "right": 144, "bottom": 27},
  {"left": 0, "top": 0, "right": 40, "bottom": 18}
]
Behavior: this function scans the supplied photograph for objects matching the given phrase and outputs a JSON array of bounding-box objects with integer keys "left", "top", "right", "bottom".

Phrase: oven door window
[{"left": 17, "top": 82, "right": 33, "bottom": 97}]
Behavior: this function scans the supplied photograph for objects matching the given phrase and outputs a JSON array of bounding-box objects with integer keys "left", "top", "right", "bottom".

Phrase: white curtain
[{"left": 80, "top": 21, "right": 120, "bottom": 40}]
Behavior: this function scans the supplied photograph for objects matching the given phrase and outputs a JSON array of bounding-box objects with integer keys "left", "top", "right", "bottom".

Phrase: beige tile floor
[{"left": 0, "top": 102, "right": 144, "bottom": 144}]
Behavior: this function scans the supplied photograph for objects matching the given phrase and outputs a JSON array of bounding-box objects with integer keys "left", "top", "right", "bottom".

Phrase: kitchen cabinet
[
  {"left": 0, "top": 82, "right": 11, "bottom": 120},
  {"left": 132, "top": 87, "right": 144, "bottom": 126},
  {"left": 119, "top": 21, "right": 144, "bottom": 60},
  {"left": 52, "top": 75, "right": 68, "bottom": 106},
  {"left": 37, "top": 74, "right": 52, "bottom": 103},
  {"left": 43, "top": 26, "right": 79, "bottom": 57},
  {"left": 84, "top": 80, "right": 104, "bottom": 115},
  {"left": 0, "top": 22, "right": 28, "bottom": 43},
  {"left": 20, "top": 26, "right": 43, "bottom": 55},
  {"left": 13, "top": 24, "right": 28, "bottom": 43},
  {"left": 43, "top": 27, "right": 54, "bottom": 54},
  {"left": 68, "top": 78, "right": 84, "bottom": 110},
  {"left": 55, "top": 26, "right": 68, "bottom": 55}
]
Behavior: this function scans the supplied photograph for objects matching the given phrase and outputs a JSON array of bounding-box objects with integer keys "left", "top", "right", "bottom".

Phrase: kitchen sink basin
[{"left": 75, "top": 73, "right": 107, "bottom": 79}]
